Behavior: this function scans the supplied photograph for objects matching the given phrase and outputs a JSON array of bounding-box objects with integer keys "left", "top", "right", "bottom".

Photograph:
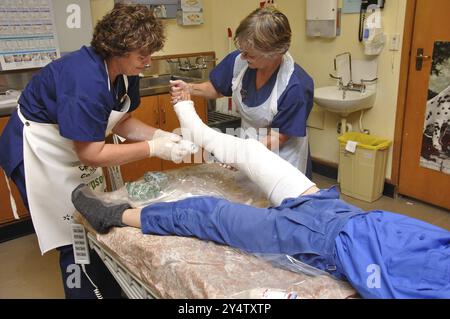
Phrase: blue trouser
[
  {"left": 335, "top": 211, "right": 450, "bottom": 299},
  {"left": 140, "top": 195, "right": 450, "bottom": 299},
  {"left": 140, "top": 190, "right": 361, "bottom": 275},
  {"left": 10, "top": 164, "right": 122, "bottom": 299}
]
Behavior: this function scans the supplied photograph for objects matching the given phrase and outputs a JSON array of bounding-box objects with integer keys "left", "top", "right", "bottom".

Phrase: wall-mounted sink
[{"left": 314, "top": 86, "right": 376, "bottom": 117}]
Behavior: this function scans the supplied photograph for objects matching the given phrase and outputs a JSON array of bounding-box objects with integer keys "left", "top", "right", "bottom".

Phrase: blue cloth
[
  {"left": 335, "top": 211, "right": 450, "bottom": 299},
  {"left": 209, "top": 51, "right": 314, "bottom": 137},
  {"left": 140, "top": 187, "right": 364, "bottom": 274},
  {"left": 0, "top": 46, "right": 141, "bottom": 176},
  {"left": 10, "top": 163, "right": 28, "bottom": 209},
  {"left": 140, "top": 187, "right": 450, "bottom": 298}
]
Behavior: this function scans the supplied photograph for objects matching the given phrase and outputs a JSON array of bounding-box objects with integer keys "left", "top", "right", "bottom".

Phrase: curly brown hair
[{"left": 91, "top": 4, "right": 165, "bottom": 58}]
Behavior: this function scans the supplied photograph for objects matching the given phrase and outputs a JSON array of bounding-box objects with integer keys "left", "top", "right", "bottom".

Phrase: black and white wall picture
[{"left": 420, "top": 41, "right": 450, "bottom": 175}]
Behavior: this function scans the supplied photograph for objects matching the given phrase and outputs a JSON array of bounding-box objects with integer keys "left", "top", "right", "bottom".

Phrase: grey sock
[{"left": 71, "top": 184, "right": 131, "bottom": 234}]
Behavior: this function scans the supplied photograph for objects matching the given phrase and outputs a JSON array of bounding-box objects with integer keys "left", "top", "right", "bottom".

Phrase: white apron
[
  {"left": 231, "top": 52, "right": 309, "bottom": 173},
  {"left": 19, "top": 63, "right": 130, "bottom": 254}
]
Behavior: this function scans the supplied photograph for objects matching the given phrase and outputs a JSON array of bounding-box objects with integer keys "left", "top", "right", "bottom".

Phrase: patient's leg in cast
[
  {"left": 174, "top": 100, "right": 318, "bottom": 206},
  {"left": 72, "top": 186, "right": 330, "bottom": 271}
]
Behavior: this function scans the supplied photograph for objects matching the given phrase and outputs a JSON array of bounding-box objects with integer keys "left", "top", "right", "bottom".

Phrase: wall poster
[
  {"left": 420, "top": 41, "right": 450, "bottom": 175},
  {"left": 0, "top": 0, "right": 60, "bottom": 71}
]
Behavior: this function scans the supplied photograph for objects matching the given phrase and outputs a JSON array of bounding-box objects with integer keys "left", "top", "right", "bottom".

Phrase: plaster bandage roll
[
  {"left": 179, "top": 139, "right": 199, "bottom": 154},
  {"left": 173, "top": 101, "right": 316, "bottom": 206}
]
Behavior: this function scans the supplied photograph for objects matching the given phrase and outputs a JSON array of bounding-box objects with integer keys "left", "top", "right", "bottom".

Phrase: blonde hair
[
  {"left": 91, "top": 4, "right": 165, "bottom": 58},
  {"left": 234, "top": 7, "right": 291, "bottom": 57}
]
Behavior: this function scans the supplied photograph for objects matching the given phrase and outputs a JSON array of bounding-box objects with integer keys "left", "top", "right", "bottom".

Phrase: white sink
[{"left": 314, "top": 86, "right": 376, "bottom": 117}]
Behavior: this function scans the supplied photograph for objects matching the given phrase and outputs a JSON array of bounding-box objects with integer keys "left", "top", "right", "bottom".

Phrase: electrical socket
[{"left": 389, "top": 33, "right": 400, "bottom": 51}]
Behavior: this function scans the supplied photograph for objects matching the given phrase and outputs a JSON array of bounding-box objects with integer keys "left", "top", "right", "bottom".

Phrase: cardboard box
[
  {"left": 179, "top": 0, "right": 203, "bottom": 12},
  {"left": 177, "top": 10, "right": 203, "bottom": 25}
]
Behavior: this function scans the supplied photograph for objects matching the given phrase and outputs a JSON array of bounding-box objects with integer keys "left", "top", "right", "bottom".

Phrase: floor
[{"left": 0, "top": 173, "right": 449, "bottom": 299}]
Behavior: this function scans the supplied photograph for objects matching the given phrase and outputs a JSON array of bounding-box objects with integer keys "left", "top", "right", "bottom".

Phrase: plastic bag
[{"left": 88, "top": 165, "right": 335, "bottom": 282}]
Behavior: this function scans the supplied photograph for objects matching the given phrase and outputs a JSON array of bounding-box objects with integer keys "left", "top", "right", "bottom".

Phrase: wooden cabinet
[
  {"left": 0, "top": 116, "right": 30, "bottom": 225},
  {"left": 120, "top": 94, "right": 207, "bottom": 182}
]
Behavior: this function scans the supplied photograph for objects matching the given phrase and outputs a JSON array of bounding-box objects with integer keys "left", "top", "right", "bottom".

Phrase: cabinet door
[
  {"left": 0, "top": 116, "right": 29, "bottom": 224},
  {"left": 0, "top": 170, "right": 15, "bottom": 224},
  {"left": 119, "top": 96, "right": 162, "bottom": 182},
  {"left": 159, "top": 94, "right": 208, "bottom": 170},
  {"left": 133, "top": 96, "right": 161, "bottom": 128},
  {"left": 192, "top": 95, "right": 208, "bottom": 124},
  {"left": 158, "top": 94, "right": 208, "bottom": 132}
]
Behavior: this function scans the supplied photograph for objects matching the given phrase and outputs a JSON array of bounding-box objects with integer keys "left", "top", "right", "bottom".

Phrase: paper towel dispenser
[{"left": 306, "top": 0, "right": 338, "bottom": 38}]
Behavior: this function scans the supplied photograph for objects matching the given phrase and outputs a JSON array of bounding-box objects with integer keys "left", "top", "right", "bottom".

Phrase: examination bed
[{"left": 74, "top": 164, "right": 357, "bottom": 299}]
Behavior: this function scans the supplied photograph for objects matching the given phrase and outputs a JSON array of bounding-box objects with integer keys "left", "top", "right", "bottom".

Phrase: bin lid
[{"left": 338, "top": 132, "right": 391, "bottom": 150}]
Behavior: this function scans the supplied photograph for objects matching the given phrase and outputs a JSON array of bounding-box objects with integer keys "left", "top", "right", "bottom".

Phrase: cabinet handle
[
  {"left": 154, "top": 109, "right": 159, "bottom": 126},
  {"left": 161, "top": 108, "right": 166, "bottom": 125}
]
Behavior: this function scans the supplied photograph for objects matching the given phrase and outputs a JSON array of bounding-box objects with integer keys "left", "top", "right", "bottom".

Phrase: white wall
[
  {"left": 280, "top": 0, "right": 406, "bottom": 179},
  {"left": 91, "top": 0, "right": 407, "bottom": 179}
]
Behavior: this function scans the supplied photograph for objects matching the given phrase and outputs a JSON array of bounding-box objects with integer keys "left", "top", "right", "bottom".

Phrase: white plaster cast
[{"left": 174, "top": 101, "right": 316, "bottom": 205}]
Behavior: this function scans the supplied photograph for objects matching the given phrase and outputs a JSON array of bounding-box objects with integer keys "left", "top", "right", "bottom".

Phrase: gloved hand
[
  {"left": 169, "top": 80, "right": 190, "bottom": 105},
  {"left": 147, "top": 135, "right": 190, "bottom": 163},
  {"left": 178, "top": 139, "right": 199, "bottom": 154},
  {"left": 152, "top": 129, "right": 182, "bottom": 142}
]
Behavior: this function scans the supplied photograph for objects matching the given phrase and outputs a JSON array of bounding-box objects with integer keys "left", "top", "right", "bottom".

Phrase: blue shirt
[
  {"left": 335, "top": 211, "right": 450, "bottom": 298},
  {"left": 209, "top": 51, "right": 314, "bottom": 137},
  {"left": 0, "top": 46, "right": 141, "bottom": 176}
]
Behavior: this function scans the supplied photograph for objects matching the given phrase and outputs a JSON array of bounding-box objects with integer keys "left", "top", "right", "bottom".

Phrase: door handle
[{"left": 416, "top": 48, "right": 432, "bottom": 71}]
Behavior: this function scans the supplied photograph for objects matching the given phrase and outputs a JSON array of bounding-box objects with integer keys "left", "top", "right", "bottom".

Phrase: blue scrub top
[
  {"left": 0, "top": 46, "right": 141, "bottom": 176},
  {"left": 209, "top": 51, "right": 314, "bottom": 137}
]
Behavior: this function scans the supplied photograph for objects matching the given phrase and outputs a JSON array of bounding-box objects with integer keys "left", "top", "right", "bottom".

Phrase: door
[{"left": 398, "top": 0, "right": 450, "bottom": 209}]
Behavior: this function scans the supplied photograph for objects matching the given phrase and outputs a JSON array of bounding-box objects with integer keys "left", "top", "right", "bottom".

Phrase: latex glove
[
  {"left": 147, "top": 135, "right": 190, "bottom": 162},
  {"left": 152, "top": 129, "right": 182, "bottom": 142},
  {"left": 169, "top": 80, "right": 190, "bottom": 105}
]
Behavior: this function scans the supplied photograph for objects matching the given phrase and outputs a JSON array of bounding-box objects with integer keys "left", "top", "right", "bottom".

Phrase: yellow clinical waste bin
[{"left": 337, "top": 132, "right": 391, "bottom": 202}]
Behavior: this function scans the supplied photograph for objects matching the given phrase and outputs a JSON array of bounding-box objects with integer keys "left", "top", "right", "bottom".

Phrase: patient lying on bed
[{"left": 72, "top": 90, "right": 450, "bottom": 299}]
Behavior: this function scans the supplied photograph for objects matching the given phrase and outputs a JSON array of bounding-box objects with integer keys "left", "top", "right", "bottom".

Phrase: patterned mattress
[{"left": 75, "top": 164, "right": 357, "bottom": 299}]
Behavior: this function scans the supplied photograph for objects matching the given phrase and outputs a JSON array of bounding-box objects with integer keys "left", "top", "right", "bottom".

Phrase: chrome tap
[
  {"left": 194, "top": 56, "right": 207, "bottom": 69},
  {"left": 330, "top": 51, "right": 378, "bottom": 94},
  {"left": 167, "top": 58, "right": 196, "bottom": 71},
  {"left": 329, "top": 74, "right": 344, "bottom": 90},
  {"left": 179, "top": 58, "right": 195, "bottom": 71},
  {"left": 360, "top": 78, "right": 378, "bottom": 93},
  {"left": 334, "top": 52, "right": 353, "bottom": 87}
]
